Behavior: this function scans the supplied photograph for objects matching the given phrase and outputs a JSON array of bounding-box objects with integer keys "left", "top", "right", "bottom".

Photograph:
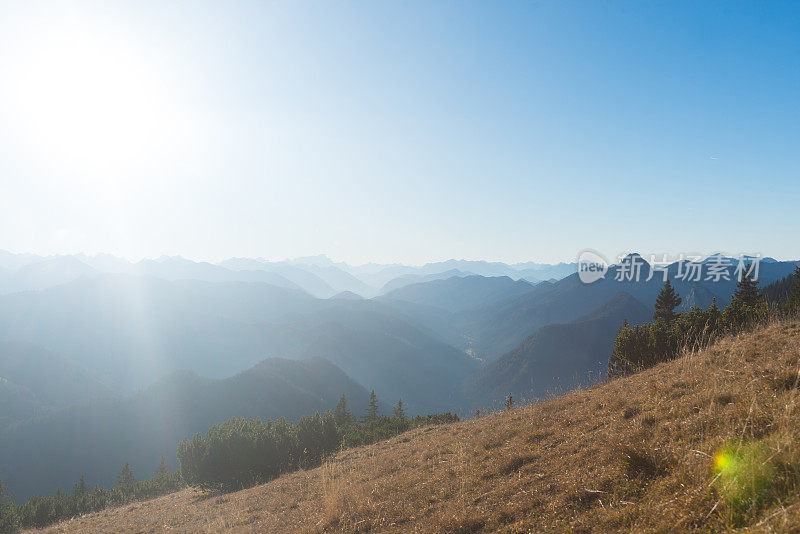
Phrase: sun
[{"left": 3, "top": 16, "right": 179, "bottom": 178}]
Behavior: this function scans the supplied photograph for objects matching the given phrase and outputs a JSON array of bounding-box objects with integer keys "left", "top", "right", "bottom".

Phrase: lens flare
[
  {"left": 713, "top": 449, "right": 734, "bottom": 474},
  {"left": 712, "top": 440, "right": 776, "bottom": 519}
]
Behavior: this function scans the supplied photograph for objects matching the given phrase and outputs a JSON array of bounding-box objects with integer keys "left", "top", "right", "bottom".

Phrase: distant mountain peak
[
  {"left": 330, "top": 290, "right": 364, "bottom": 300},
  {"left": 618, "top": 252, "right": 646, "bottom": 263},
  {"left": 285, "top": 254, "right": 334, "bottom": 267}
]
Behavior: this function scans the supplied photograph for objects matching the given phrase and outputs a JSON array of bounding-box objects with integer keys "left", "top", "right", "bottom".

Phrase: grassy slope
[{"left": 36, "top": 321, "right": 800, "bottom": 533}]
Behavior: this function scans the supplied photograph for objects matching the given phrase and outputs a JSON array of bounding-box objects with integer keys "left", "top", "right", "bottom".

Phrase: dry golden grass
[{"left": 34, "top": 320, "right": 800, "bottom": 533}]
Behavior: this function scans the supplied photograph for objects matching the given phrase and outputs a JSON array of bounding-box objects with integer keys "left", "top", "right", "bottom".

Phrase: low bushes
[{"left": 177, "top": 395, "right": 458, "bottom": 490}]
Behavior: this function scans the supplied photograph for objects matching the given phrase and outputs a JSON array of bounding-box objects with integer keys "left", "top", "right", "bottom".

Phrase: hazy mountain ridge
[
  {"left": 0, "top": 250, "right": 576, "bottom": 299},
  {"left": 458, "top": 257, "right": 798, "bottom": 360},
  {"left": 378, "top": 268, "right": 470, "bottom": 294},
  {"left": 0, "top": 341, "right": 116, "bottom": 422},
  {"left": 381, "top": 275, "right": 536, "bottom": 313},
  {"left": 0, "top": 275, "right": 478, "bottom": 415},
  {"left": 0, "top": 356, "right": 370, "bottom": 500},
  {"left": 0, "top": 275, "right": 323, "bottom": 388},
  {"left": 0, "top": 379, "right": 42, "bottom": 423},
  {"left": 0, "top": 254, "right": 792, "bottom": 398},
  {"left": 463, "top": 292, "right": 651, "bottom": 408},
  {"left": 279, "top": 306, "right": 480, "bottom": 413}
]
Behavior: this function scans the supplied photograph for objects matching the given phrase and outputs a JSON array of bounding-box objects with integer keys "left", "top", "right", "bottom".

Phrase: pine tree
[
  {"left": 117, "top": 462, "right": 136, "bottom": 487},
  {"left": 321, "top": 411, "right": 341, "bottom": 453},
  {"left": 732, "top": 263, "right": 763, "bottom": 308},
  {"left": 785, "top": 266, "right": 800, "bottom": 316},
  {"left": 708, "top": 297, "right": 720, "bottom": 318},
  {"left": 724, "top": 263, "right": 768, "bottom": 329},
  {"left": 392, "top": 399, "right": 406, "bottom": 421},
  {"left": 706, "top": 297, "right": 722, "bottom": 333},
  {"left": 72, "top": 474, "right": 89, "bottom": 497},
  {"left": 608, "top": 319, "right": 631, "bottom": 377},
  {"left": 156, "top": 454, "right": 171, "bottom": 476},
  {"left": 70, "top": 474, "right": 91, "bottom": 516},
  {"left": 364, "top": 390, "right": 379, "bottom": 422},
  {"left": 333, "top": 394, "right": 354, "bottom": 426},
  {"left": 653, "top": 279, "right": 682, "bottom": 324}
]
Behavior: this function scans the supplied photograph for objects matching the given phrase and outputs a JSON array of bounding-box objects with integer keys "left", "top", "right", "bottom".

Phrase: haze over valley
[{"left": 1, "top": 249, "right": 797, "bottom": 501}]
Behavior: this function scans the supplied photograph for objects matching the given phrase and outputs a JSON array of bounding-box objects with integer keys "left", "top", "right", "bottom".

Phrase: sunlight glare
[{"left": 5, "top": 19, "right": 182, "bottom": 180}]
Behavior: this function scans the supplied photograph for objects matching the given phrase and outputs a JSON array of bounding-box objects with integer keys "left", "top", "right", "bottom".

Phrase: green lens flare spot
[{"left": 711, "top": 440, "right": 776, "bottom": 524}]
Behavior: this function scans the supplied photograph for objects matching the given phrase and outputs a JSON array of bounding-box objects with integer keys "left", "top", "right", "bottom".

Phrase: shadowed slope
[
  {"left": 381, "top": 275, "right": 534, "bottom": 313},
  {"left": 0, "top": 341, "right": 115, "bottom": 410},
  {"left": 464, "top": 291, "right": 650, "bottom": 408}
]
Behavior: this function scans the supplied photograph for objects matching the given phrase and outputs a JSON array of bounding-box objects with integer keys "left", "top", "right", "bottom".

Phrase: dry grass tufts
[
  {"left": 622, "top": 406, "right": 641, "bottom": 419},
  {"left": 436, "top": 515, "right": 485, "bottom": 534},
  {"left": 497, "top": 453, "right": 537, "bottom": 475},
  {"left": 715, "top": 392, "right": 735, "bottom": 405},
  {"left": 640, "top": 414, "right": 657, "bottom": 427},
  {"left": 770, "top": 370, "right": 800, "bottom": 391},
  {"left": 618, "top": 445, "right": 670, "bottom": 480}
]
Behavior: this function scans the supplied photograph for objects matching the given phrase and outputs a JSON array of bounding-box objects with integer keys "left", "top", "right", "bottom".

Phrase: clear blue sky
[{"left": 0, "top": 1, "right": 797, "bottom": 264}]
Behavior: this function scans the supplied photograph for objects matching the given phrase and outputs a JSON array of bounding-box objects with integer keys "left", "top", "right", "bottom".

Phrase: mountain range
[
  {"left": 0, "top": 251, "right": 576, "bottom": 299},
  {"left": 0, "top": 249, "right": 797, "bottom": 499}
]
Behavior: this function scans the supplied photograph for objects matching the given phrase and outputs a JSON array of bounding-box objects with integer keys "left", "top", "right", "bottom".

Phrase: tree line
[
  {"left": 608, "top": 264, "right": 800, "bottom": 378},
  {"left": 0, "top": 455, "right": 182, "bottom": 531},
  {"left": 177, "top": 391, "right": 458, "bottom": 490},
  {"left": 0, "top": 390, "right": 457, "bottom": 532}
]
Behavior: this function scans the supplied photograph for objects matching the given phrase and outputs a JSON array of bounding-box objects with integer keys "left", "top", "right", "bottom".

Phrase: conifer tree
[
  {"left": 723, "top": 263, "right": 768, "bottom": 329},
  {"left": 608, "top": 319, "right": 631, "bottom": 377},
  {"left": 117, "top": 462, "right": 136, "bottom": 487},
  {"left": 653, "top": 279, "right": 681, "bottom": 324},
  {"left": 785, "top": 265, "right": 800, "bottom": 316},
  {"left": 364, "top": 390, "right": 379, "bottom": 422},
  {"left": 333, "top": 394, "right": 354, "bottom": 426},
  {"left": 706, "top": 297, "right": 722, "bottom": 333},
  {"left": 708, "top": 297, "right": 720, "bottom": 318},
  {"left": 392, "top": 399, "right": 406, "bottom": 421},
  {"left": 72, "top": 474, "right": 89, "bottom": 497},
  {"left": 732, "top": 263, "right": 763, "bottom": 308},
  {"left": 156, "top": 454, "right": 171, "bottom": 476},
  {"left": 70, "top": 474, "right": 91, "bottom": 516}
]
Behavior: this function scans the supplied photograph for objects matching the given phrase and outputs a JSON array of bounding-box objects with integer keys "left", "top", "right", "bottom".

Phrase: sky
[{"left": 0, "top": 1, "right": 797, "bottom": 265}]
